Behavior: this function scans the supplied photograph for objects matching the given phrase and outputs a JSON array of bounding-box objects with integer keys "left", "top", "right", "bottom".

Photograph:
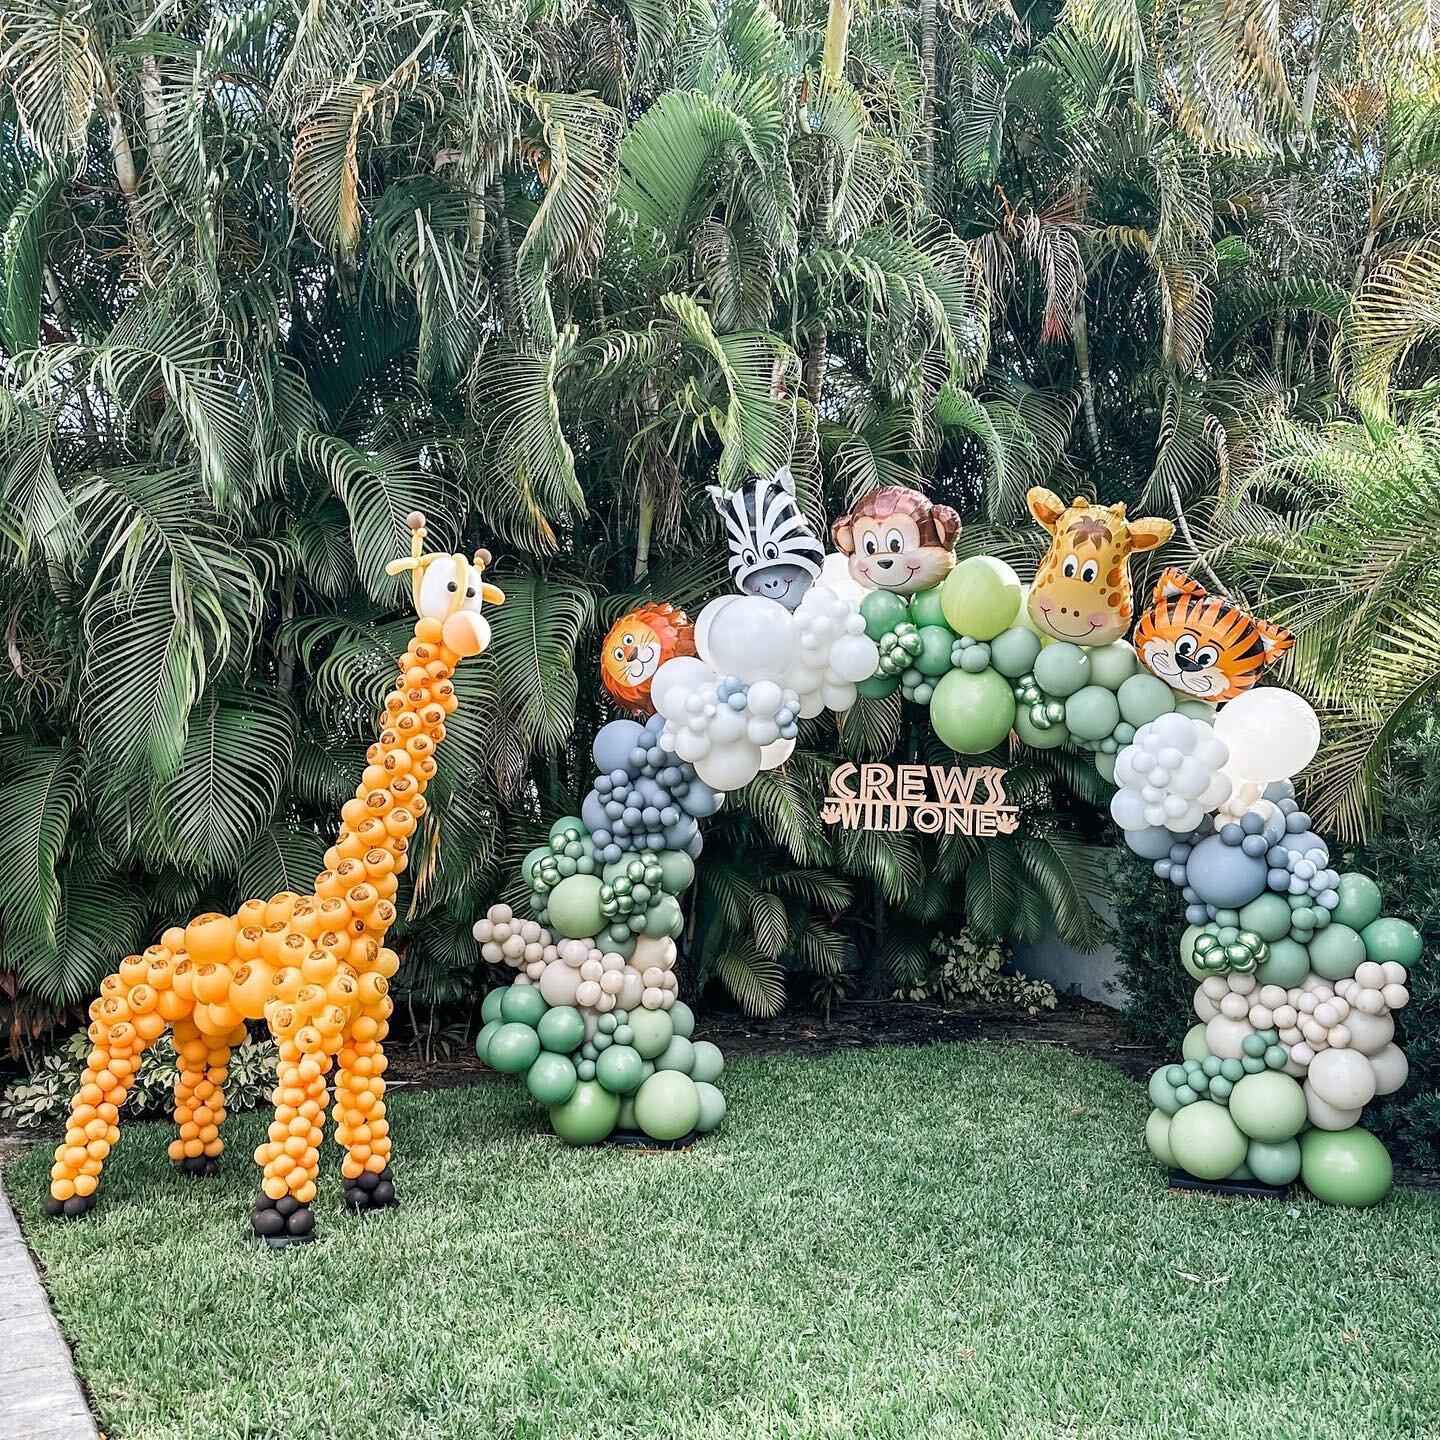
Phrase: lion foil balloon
[{"left": 601, "top": 603, "right": 697, "bottom": 716}]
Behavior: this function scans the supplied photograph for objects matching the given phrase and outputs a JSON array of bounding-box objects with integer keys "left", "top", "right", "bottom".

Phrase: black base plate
[
  {"left": 604, "top": 1128, "right": 699, "bottom": 1151},
  {"left": 1168, "top": 1168, "right": 1288, "bottom": 1200},
  {"left": 254, "top": 1230, "right": 319, "bottom": 1249}
]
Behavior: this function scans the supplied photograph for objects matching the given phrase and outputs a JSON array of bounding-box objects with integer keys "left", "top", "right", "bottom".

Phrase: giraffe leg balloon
[{"left": 45, "top": 513, "right": 503, "bottom": 1244}]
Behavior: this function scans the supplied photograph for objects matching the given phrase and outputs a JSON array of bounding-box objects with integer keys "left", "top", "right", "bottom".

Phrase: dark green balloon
[
  {"left": 1361, "top": 916, "right": 1422, "bottom": 966},
  {"left": 913, "top": 625, "right": 957, "bottom": 677},
  {"left": 499, "top": 984, "right": 546, "bottom": 1027},
  {"left": 488, "top": 1022, "right": 541, "bottom": 1075},
  {"left": 1331, "top": 872, "right": 1383, "bottom": 931},
  {"left": 654, "top": 850, "right": 696, "bottom": 896},
  {"left": 1307, "top": 923, "right": 1365, "bottom": 981},
  {"left": 526, "top": 1051, "right": 578, "bottom": 1105},
  {"left": 858, "top": 672, "right": 902, "bottom": 699},
  {"left": 537, "top": 1006, "right": 586, "bottom": 1054},
  {"left": 860, "top": 589, "right": 910, "bottom": 640},
  {"left": 549, "top": 1080, "right": 620, "bottom": 1145},
  {"left": 908, "top": 585, "right": 947, "bottom": 630}
]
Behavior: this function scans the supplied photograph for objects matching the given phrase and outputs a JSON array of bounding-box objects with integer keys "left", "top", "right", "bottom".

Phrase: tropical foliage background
[{"left": 2, "top": 0, "right": 1438, "bottom": 1053}]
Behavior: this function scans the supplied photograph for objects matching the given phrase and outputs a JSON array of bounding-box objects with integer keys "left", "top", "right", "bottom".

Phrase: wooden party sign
[{"left": 820, "top": 762, "right": 1019, "bottom": 838}]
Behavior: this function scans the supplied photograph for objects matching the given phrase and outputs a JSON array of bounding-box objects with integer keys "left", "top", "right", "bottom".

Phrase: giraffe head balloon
[
  {"left": 1025, "top": 488, "right": 1174, "bottom": 646},
  {"left": 385, "top": 511, "right": 505, "bottom": 657}
]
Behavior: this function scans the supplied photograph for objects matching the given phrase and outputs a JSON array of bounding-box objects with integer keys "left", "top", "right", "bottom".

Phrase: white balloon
[
  {"left": 821, "top": 680, "right": 858, "bottom": 712},
  {"left": 1304, "top": 1081, "right": 1363, "bottom": 1131},
  {"left": 705, "top": 596, "right": 797, "bottom": 682},
  {"left": 651, "top": 657, "right": 717, "bottom": 719},
  {"left": 693, "top": 596, "right": 739, "bottom": 667},
  {"left": 747, "top": 680, "right": 784, "bottom": 717},
  {"left": 672, "top": 726, "right": 711, "bottom": 762},
  {"left": 797, "top": 688, "right": 827, "bottom": 718},
  {"left": 618, "top": 967, "right": 644, "bottom": 1010},
  {"left": 631, "top": 935, "right": 675, "bottom": 972},
  {"left": 1170, "top": 756, "right": 1212, "bottom": 799},
  {"left": 694, "top": 741, "right": 762, "bottom": 791},
  {"left": 817, "top": 550, "right": 868, "bottom": 604},
  {"left": 1214, "top": 687, "right": 1320, "bottom": 783},
  {"left": 708, "top": 704, "right": 748, "bottom": 744},
  {"left": 1111, "top": 788, "right": 1149, "bottom": 830},
  {"left": 759, "top": 736, "right": 796, "bottom": 768},
  {"left": 1369, "top": 1043, "right": 1409, "bottom": 1096},
  {"left": 746, "top": 716, "right": 780, "bottom": 746},
  {"left": 828, "top": 633, "right": 880, "bottom": 684}
]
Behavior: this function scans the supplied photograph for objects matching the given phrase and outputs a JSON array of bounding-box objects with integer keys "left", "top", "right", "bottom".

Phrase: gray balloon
[
  {"left": 1185, "top": 834, "right": 1269, "bottom": 908},
  {"left": 593, "top": 719, "right": 646, "bottom": 775},
  {"left": 1125, "top": 825, "right": 1177, "bottom": 861},
  {"left": 581, "top": 788, "right": 609, "bottom": 835}
]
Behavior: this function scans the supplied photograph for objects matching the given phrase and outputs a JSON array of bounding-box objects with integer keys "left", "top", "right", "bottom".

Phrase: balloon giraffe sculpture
[{"left": 45, "top": 514, "right": 503, "bottom": 1245}]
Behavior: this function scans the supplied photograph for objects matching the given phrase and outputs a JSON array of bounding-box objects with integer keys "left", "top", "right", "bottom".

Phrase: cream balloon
[
  {"left": 1306, "top": 1046, "right": 1377, "bottom": 1110},
  {"left": 1214, "top": 687, "right": 1320, "bottom": 784},
  {"left": 538, "top": 962, "right": 581, "bottom": 1007},
  {"left": 1369, "top": 1043, "right": 1409, "bottom": 1096},
  {"left": 1303, "top": 1081, "right": 1363, "bottom": 1131},
  {"left": 703, "top": 596, "right": 797, "bottom": 683}
]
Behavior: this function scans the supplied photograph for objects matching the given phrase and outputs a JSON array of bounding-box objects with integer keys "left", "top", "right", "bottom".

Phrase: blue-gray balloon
[
  {"left": 664, "top": 815, "right": 698, "bottom": 850},
  {"left": 581, "top": 788, "right": 609, "bottom": 835},
  {"left": 594, "top": 719, "right": 646, "bottom": 775},
  {"left": 1124, "top": 825, "right": 1177, "bottom": 862},
  {"left": 680, "top": 779, "right": 724, "bottom": 818},
  {"left": 1185, "top": 834, "right": 1269, "bottom": 908},
  {"left": 685, "top": 831, "right": 704, "bottom": 859}
]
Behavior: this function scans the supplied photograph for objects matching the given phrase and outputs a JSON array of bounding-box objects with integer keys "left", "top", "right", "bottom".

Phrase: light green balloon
[
  {"left": 1032, "top": 642, "right": 1091, "bottom": 698},
  {"left": 1013, "top": 707, "right": 1068, "bottom": 749},
  {"left": 1246, "top": 1137, "right": 1302, "bottom": 1185},
  {"left": 1168, "top": 1100, "right": 1248, "bottom": 1181},
  {"left": 487, "top": 1022, "right": 541, "bottom": 1075},
  {"left": 1361, "top": 916, "right": 1422, "bottom": 966},
  {"left": 549, "top": 1080, "right": 620, "bottom": 1144},
  {"left": 695, "top": 1081, "right": 727, "bottom": 1134},
  {"left": 1179, "top": 925, "right": 1208, "bottom": 981},
  {"left": 1331, "top": 873, "right": 1383, "bottom": 932},
  {"left": 548, "top": 815, "right": 587, "bottom": 841},
  {"left": 989, "top": 627, "right": 1043, "bottom": 679},
  {"left": 1117, "top": 673, "right": 1177, "bottom": 727},
  {"left": 641, "top": 893, "right": 684, "bottom": 939},
  {"left": 595, "top": 1043, "right": 644, "bottom": 1094},
  {"left": 668, "top": 1000, "right": 696, "bottom": 1039},
  {"left": 689, "top": 1039, "right": 724, "bottom": 1084},
  {"left": 860, "top": 589, "right": 910, "bottom": 640},
  {"left": 656, "top": 1036, "right": 696, "bottom": 1074},
  {"left": 1093, "top": 750, "right": 1116, "bottom": 783},
  {"left": 520, "top": 845, "right": 551, "bottom": 886},
  {"left": 908, "top": 585, "right": 947, "bottom": 630},
  {"left": 930, "top": 667, "right": 1016, "bottom": 754},
  {"left": 475, "top": 1020, "right": 500, "bottom": 1063},
  {"left": 1300, "top": 1127, "right": 1393, "bottom": 1206},
  {"left": 1181, "top": 1024, "right": 1210, "bottom": 1062},
  {"left": 617, "top": 1096, "right": 638, "bottom": 1131},
  {"left": 940, "top": 556, "right": 1023, "bottom": 641},
  {"left": 1228, "top": 1071, "right": 1307, "bottom": 1142},
  {"left": 627, "top": 1007, "right": 674, "bottom": 1060},
  {"left": 1086, "top": 641, "right": 1140, "bottom": 690},
  {"left": 538, "top": 1005, "right": 586, "bottom": 1054},
  {"left": 526, "top": 1051, "right": 578, "bottom": 1105},
  {"left": 1256, "top": 937, "right": 1310, "bottom": 989},
  {"left": 1238, "top": 893, "right": 1293, "bottom": 944},
  {"left": 1175, "top": 699, "right": 1216, "bottom": 725},
  {"left": 1010, "top": 585, "right": 1052, "bottom": 644},
  {"left": 633, "top": 1071, "right": 701, "bottom": 1141},
  {"left": 546, "top": 874, "right": 605, "bottom": 940},
  {"left": 1146, "top": 1108, "right": 1175, "bottom": 1166},
  {"left": 499, "top": 984, "right": 546, "bottom": 1027},
  {"left": 1065, "top": 684, "right": 1121, "bottom": 741},
  {"left": 480, "top": 988, "right": 506, "bottom": 1025},
  {"left": 654, "top": 850, "right": 696, "bottom": 896},
  {"left": 1308, "top": 923, "right": 1365, "bottom": 981}
]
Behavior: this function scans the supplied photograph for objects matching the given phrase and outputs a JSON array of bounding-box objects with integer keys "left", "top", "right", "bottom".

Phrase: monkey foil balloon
[
  {"left": 707, "top": 467, "right": 824, "bottom": 610},
  {"left": 831, "top": 486, "right": 962, "bottom": 596}
]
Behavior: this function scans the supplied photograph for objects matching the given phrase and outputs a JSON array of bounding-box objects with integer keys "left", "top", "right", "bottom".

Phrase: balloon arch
[{"left": 474, "top": 475, "right": 1415, "bottom": 1207}]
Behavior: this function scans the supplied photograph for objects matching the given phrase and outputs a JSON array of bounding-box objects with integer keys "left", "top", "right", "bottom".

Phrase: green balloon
[
  {"left": 1179, "top": 925, "right": 1208, "bottom": 982},
  {"left": 616, "top": 1096, "right": 638, "bottom": 1131},
  {"left": 548, "top": 815, "right": 586, "bottom": 842},
  {"left": 595, "top": 1043, "right": 644, "bottom": 1094},
  {"left": 860, "top": 589, "right": 910, "bottom": 640},
  {"left": 1181, "top": 1024, "right": 1210, "bottom": 1062},
  {"left": 694, "top": 1081, "right": 727, "bottom": 1133},
  {"left": 858, "top": 673, "right": 902, "bottom": 699},
  {"left": 641, "top": 893, "right": 684, "bottom": 939},
  {"left": 930, "top": 667, "right": 1016, "bottom": 754},
  {"left": 1361, "top": 916, "right": 1422, "bottom": 966},
  {"left": 1228, "top": 1071, "right": 1307, "bottom": 1142},
  {"left": 940, "top": 556, "right": 1023, "bottom": 641},
  {"left": 1064, "top": 684, "right": 1121, "bottom": 741},
  {"left": 520, "top": 845, "right": 552, "bottom": 887},
  {"left": 1145, "top": 1108, "right": 1175, "bottom": 1166},
  {"left": 499, "top": 984, "right": 546, "bottom": 1027},
  {"left": 1238, "top": 893, "right": 1293, "bottom": 944},
  {"left": 1308, "top": 922, "right": 1365, "bottom": 981},
  {"left": 1085, "top": 641, "right": 1140, "bottom": 690},
  {"left": 547, "top": 874, "right": 605, "bottom": 940},
  {"left": 526, "top": 1051, "right": 578, "bottom": 1105},
  {"left": 913, "top": 625, "right": 957, "bottom": 677},
  {"left": 1255, "top": 936, "right": 1310, "bottom": 988},
  {"left": 1246, "top": 1138, "right": 1302, "bottom": 1186},
  {"left": 656, "top": 1035, "right": 696, "bottom": 1074},
  {"left": 1013, "top": 707, "right": 1068, "bottom": 749},
  {"left": 480, "top": 988, "right": 506, "bottom": 1025},
  {"left": 689, "top": 1039, "right": 724, "bottom": 1084},
  {"left": 475, "top": 1020, "right": 500, "bottom": 1063},
  {"left": 488, "top": 1022, "right": 541, "bottom": 1075},
  {"left": 537, "top": 1006, "right": 586, "bottom": 1054},
  {"left": 1117, "top": 673, "right": 1177, "bottom": 727},
  {"left": 668, "top": 1000, "right": 696, "bottom": 1039},
  {"left": 549, "top": 1080, "right": 621, "bottom": 1144},
  {"left": 908, "top": 585, "right": 947, "bottom": 630},
  {"left": 1175, "top": 699, "right": 1216, "bottom": 724},
  {"left": 1149, "top": 1070, "right": 1181, "bottom": 1116},
  {"left": 1331, "top": 873, "right": 1383, "bottom": 932},
  {"left": 1300, "top": 1127, "right": 1393, "bottom": 1206},
  {"left": 654, "top": 850, "right": 696, "bottom": 896},
  {"left": 605, "top": 930, "right": 637, "bottom": 961},
  {"left": 1168, "top": 1100, "right": 1248, "bottom": 1181},
  {"left": 627, "top": 1007, "right": 674, "bottom": 1060},
  {"left": 1093, "top": 750, "right": 1116, "bottom": 783},
  {"left": 633, "top": 1071, "right": 701, "bottom": 1141},
  {"left": 1032, "top": 642, "right": 1091, "bottom": 698},
  {"left": 988, "top": 626, "right": 1043, "bottom": 679}
]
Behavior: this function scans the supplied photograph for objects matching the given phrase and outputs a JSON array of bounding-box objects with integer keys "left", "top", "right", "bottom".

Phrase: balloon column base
[
  {"left": 603, "top": 1128, "right": 699, "bottom": 1152},
  {"left": 250, "top": 1195, "right": 317, "bottom": 1244},
  {"left": 177, "top": 1156, "right": 220, "bottom": 1179},
  {"left": 343, "top": 1167, "right": 397, "bottom": 1213},
  {"left": 253, "top": 1229, "right": 320, "bottom": 1250},
  {"left": 1168, "top": 1169, "right": 1288, "bottom": 1201},
  {"left": 43, "top": 1194, "right": 96, "bottom": 1220}
]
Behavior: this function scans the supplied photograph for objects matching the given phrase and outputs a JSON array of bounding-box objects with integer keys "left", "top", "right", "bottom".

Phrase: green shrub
[
  {"left": 895, "top": 930, "right": 1058, "bottom": 1016},
  {"left": 0, "top": 1031, "right": 277, "bottom": 1130},
  {"left": 1107, "top": 848, "right": 1197, "bottom": 1054}
]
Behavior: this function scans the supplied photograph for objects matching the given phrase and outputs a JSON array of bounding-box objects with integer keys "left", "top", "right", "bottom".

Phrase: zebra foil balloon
[{"left": 706, "top": 467, "right": 824, "bottom": 610}]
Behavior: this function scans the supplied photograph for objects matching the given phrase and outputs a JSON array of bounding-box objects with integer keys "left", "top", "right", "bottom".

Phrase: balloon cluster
[{"left": 1110, "top": 713, "right": 1232, "bottom": 835}]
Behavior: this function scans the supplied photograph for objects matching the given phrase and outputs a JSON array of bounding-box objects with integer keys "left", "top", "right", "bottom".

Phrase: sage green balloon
[
  {"left": 1238, "top": 893, "right": 1293, "bottom": 944},
  {"left": 1086, "top": 641, "right": 1140, "bottom": 690},
  {"left": 656, "top": 1035, "right": 696, "bottom": 1074},
  {"left": 546, "top": 874, "right": 605, "bottom": 940},
  {"left": 480, "top": 988, "right": 506, "bottom": 1025},
  {"left": 475, "top": 1020, "right": 500, "bottom": 1063},
  {"left": 930, "top": 667, "right": 1016, "bottom": 754},
  {"left": 655, "top": 850, "right": 696, "bottom": 896},
  {"left": 526, "top": 1051, "right": 578, "bottom": 1105},
  {"left": 1094, "top": 750, "right": 1116, "bottom": 783},
  {"left": 595, "top": 1043, "right": 644, "bottom": 1094},
  {"left": 908, "top": 585, "right": 948, "bottom": 630},
  {"left": 1361, "top": 916, "right": 1422, "bottom": 966},
  {"left": 695, "top": 1081, "right": 727, "bottom": 1133},
  {"left": 633, "top": 1071, "right": 701, "bottom": 1141},
  {"left": 1175, "top": 699, "right": 1216, "bottom": 725},
  {"left": 860, "top": 589, "right": 910, "bottom": 640},
  {"left": 858, "top": 673, "right": 902, "bottom": 699},
  {"left": 689, "top": 1039, "right": 725, "bottom": 1084},
  {"left": 537, "top": 1005, "right": 586, "bottom": 1054},
  {"left": 642, "top": 893, "right": 684, "bottom": 939},
  {"left": 1014, "top": 707, "right": 1068, "bottom": 749},
  {"left": 1308, "top": 922, "right": 1365, "bottom": 981},
  {"left": 989, "top": 626, "right": 1043, "bottom": 679},
  {"left": 548, "top": 815, "right": 587, "bottom": 842},
  {"left": 1032, "top": 642, "right": 1091, "bottom": 698},
  {"left": 1331, "top": 872, "right": 1383, "bottom": 932},
  {"left": 1181, "top": 1024, "right": 1210, "bottom": 1062},
  {"left": 627, "top": 1007, "right": 674, "bottom": 1060},
  {"left": 1064, "top": 684, "right": 1121, "bottom": 741},
  {"left": 1117, "top": 673, "right": 1177, "bottom": 727},
  {"left": 488, "top": 1022, "right": 541, "bottom": 1075},
  {"left": 520, "top": 845, "right": 551, "bottom": 887},
  {"left": 606, "top": 930, "right": 637, "bottom": 961},
  {"left": 499, "top": 984, "right": 546, "bottom": 1027},
  {"left": 1145, "top": 1108, "right": 1175, "bottom": 1166},
  {"left": 1179, "top": 925, "right": 1208, "bottom": 981},
  {"left": 940, "top": 556, "right": 1022, "bottom": 641},
  {"left": 617, "top": 1096, "right": 638, "bottom": 1131},
  {"left": 914, "top": 625, "right": 957, "bottom": 676},
  {"left": 668, "top": 1000, "right": 696, "bottom": 1039},
  {"left": 549, "top": 1080, "right": 620, "bottom": 1145},
  {"left": 1246, "top": 1137, "right": 1302, "bottom": 1186},
  {"left": 1300, "top": 1127, "right": 1393, "bottom": 1206},
  {"left": 1168, "top": 1100, "right": 1248, "bottom": 1180},
  {"left": 1228, "top": 1071, "right": 1307, "bottom": 1142},
  {"left": 1256, "top": 936, "right": 1310, "bottom": 988}
]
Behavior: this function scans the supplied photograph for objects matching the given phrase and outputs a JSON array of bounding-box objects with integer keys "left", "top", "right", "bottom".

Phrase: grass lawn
[{"left": 6, "top": 1040, "right": 1440, "bottom": 1440}]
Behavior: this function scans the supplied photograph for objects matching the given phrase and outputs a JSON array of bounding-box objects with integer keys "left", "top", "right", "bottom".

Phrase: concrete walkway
[{"left": 0, "top": 1185, "right": 99, "bottom": 1440}]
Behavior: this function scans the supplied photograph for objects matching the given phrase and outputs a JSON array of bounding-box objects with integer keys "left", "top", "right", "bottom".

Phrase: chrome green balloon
[
  {"left": 1331, "top": 873, "right": 1383, "bottom": 932},
  {"left": 487, "top": 1022, "right": 541, "bottom": 1075},
  {"left": 1246, "top": 1138, "right": 1302, "bottom": 1186},
  {"left": 499, "top": 984, "right": 546, "bottom": 1027},
  {"left": 526, "top": 1051, "right": 578, "bottom": 1105},
  {"left": 694, "top": 1081, "right": 727, "bottom": 1133},
  {"left": 627, "top": 1007, "right": 674, "bottom": 1060},
  {"left": 689, "top": 1039, "right": 725, "bottom": 1085},
  {"left": 520, "top": 845, "right": 551, "bottom": 888},
  {"left": 1361, "top": 916, "right": 1422, "bottom": 966},
  {"left": 1300, "top": 1127, "right": 1393, "bottom": 1206},
  {"left": 930, "top": 667, "right": 1016, "bottom": 755},
  {"left": 537, "top": 1006, "right": 586, "bottom": 1054},
  {"left": 549, "top": 1080, "right": 621, "bottom": 1145},
  {"left": 595, "top": 1043, "right": 644, "bottom": 1094},
  {"left": 1168, "top": 1100, "right": 1247, "bottom": 1180},
  {"left": 634, "top": 1071, "right": 701, "bottom": 1141},
  {"left": 1228, "top": 1071, "right": 1306, "bottom": 1142}
]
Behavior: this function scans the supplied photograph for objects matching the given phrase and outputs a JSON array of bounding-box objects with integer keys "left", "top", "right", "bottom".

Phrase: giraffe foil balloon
[
  {"left": 44, "top": 513, "right": 504, "bottom": 1245},
  {"left": 1025, "top": 487, "right": 1175, "bottom": 646}
]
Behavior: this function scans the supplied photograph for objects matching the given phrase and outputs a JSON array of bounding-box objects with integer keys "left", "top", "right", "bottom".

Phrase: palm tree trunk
[
  {"left": 491, "top": 176, "right": 520, "bottom": 332},
  {"left": 919, "top": 0, "right": 937, "bottom": 204},
  {"left": 822, "top": 0, "right": 852, "bottom": 78},
  {"left": 1072, "top": 289, "right": 1101, "bottom": 459}
]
